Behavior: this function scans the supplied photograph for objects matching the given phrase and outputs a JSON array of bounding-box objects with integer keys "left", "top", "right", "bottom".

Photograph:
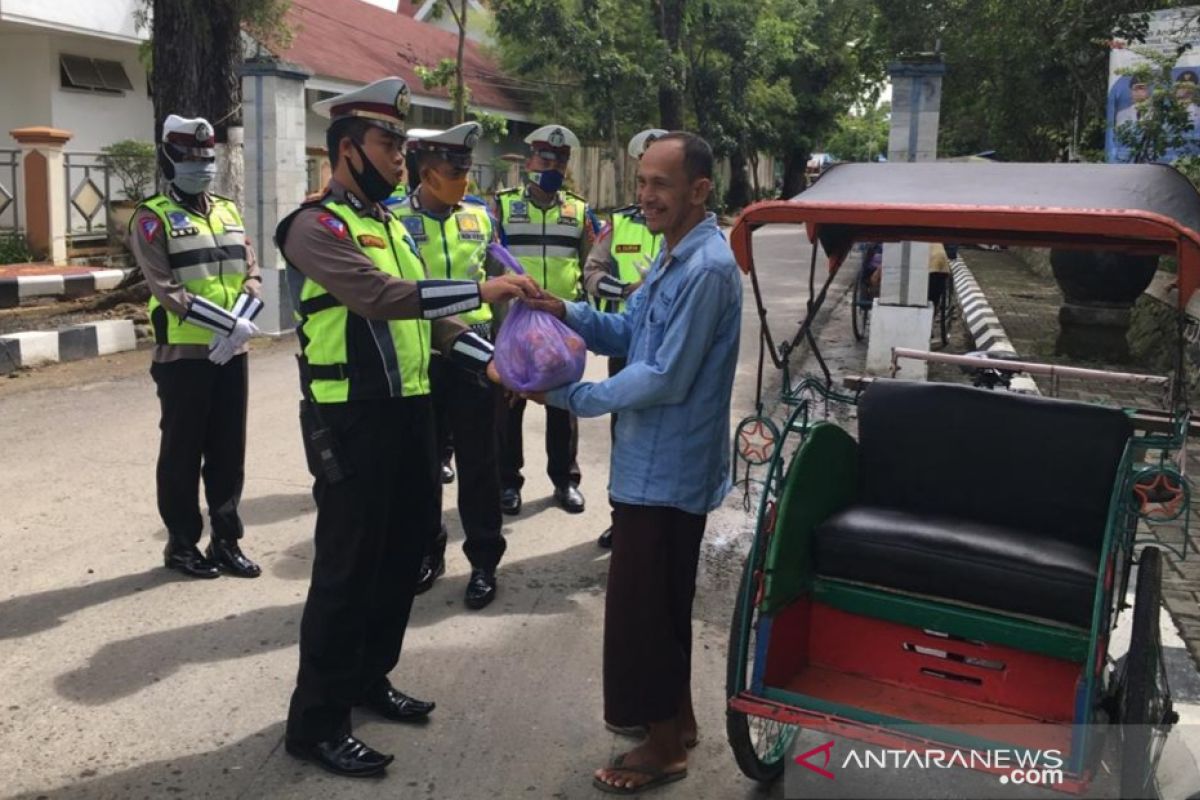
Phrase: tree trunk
[
  {"left": 454, "top": 0, "right": 468, "bottom": 124},
  {"left": 151, "top": 0, "right": 242, "bottom": 144},
  {"left": 610, "top": 106, "right": 624, "bottom": 209},
  {"left": 725, "top": 148, "right": 751, "bottom": 211},
  {"left": 781, "top": 150, "right": 808, "bottom": 199},
  {"left": 655, "top": 0, "right": 685, "bottom": 129}
]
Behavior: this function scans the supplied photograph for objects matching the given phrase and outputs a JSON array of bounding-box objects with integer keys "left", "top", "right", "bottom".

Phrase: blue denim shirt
[{"left": 545, "top": 214, "right": 742, "bottom": 515}]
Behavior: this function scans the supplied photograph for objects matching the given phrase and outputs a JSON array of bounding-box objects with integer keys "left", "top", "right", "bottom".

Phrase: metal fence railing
[
  {"left": 63, "top": 151, "right": 113, "bottom": 242},
  {"left": 0, "top": 149, "right": 20, "bottom": 232}
]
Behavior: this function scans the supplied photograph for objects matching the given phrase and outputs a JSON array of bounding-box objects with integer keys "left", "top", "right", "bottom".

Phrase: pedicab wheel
[
  {"left": 1120, "top": 546, "right": 1173, "bottom": 800},
  {"left": 726, "top": 557, "right": 799, "bottom": 783},
  {"left": 851, "top": 278, "right": 869, "bottom": 342}
]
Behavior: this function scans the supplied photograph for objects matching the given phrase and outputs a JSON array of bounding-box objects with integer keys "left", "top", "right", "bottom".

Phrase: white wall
[
  {"left": 49, "top": 31, "right": 155, "bottom": 152},
  {"left": 0, "top": 30, "right": 54, "bottom": 140},
  {"left": 0, "top": 0, "right": 144, "bottom": 43}
]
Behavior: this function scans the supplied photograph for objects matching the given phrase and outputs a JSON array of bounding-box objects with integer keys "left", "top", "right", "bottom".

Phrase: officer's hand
[
  {"left": 243, "top": 279, "right": 262, "bottom": 300},
  {"left": 624, "top": 280, "right": 643, "bottom": 297},
  {"left": 480, "top": 274, "right": 540, "bottom": 304},
  {"left": 227, "top": 317, "right": 260, "bottom": 350},
  {"left": 522, "top": 295, "right": 566, "bottom": 320},
  {"left": 522, "top": 390, "right": 548, "bottom": 405},
  {"left": 208, "top": 336, "right": 236, "bottom": 366},
  {"left": 486, "top": 360, "right": 502, "bottom": 385}
]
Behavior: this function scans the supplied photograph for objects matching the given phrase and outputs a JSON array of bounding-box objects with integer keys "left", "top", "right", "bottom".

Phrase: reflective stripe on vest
[
  {"left": 139, "top": 194, "right": 248, "bottom": 346},
  {"left": 286, "top": 199, "right": 431, "bottom": 404},
  {"left": 497, "top": 190, "right": 584, "bottom": 301},
  {"left": 607, "top": 210, "right": 663, "bottom": 313},
  {"left": 392, "top": 198, "right": 493, "bottom": 325}
]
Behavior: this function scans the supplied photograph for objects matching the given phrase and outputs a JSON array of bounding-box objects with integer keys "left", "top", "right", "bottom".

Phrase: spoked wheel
[
  {"left": 726, "top": 555, "right": 799, "bottom": 782},
  {"left": 1120, "top": 546, "right": 1176, "bottom": 800},
  {"left": 851, "top": 277, "right": 870, "bottom": 342}
]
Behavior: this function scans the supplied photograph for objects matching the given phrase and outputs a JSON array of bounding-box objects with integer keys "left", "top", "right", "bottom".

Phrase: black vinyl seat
[{"left": 811, "top": 380, "right": 1133, "bottom": 629}]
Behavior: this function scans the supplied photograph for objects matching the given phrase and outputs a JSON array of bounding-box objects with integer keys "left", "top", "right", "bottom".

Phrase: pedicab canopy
[{"left": 730, "top": 162, "right": 1200, "bottom": 309}]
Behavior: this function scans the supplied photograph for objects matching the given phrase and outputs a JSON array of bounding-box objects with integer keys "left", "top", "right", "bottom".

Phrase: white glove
[
  {"left": 227, "top": 316, "right": 259, "bottom": 350},
  {"left": 208, "top": 335, "right": 236, "bottom": 365}
]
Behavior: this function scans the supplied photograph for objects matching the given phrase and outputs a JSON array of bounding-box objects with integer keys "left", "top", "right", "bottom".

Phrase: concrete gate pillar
[
  {"left": 865, "top": 56, "right": 946, "bottom": 377},
  {"left": 240, "top": 60, "right": 311, "bottom": 334},
  {"left": 10, "top": 127, "right": 72, "bottom": 265}
]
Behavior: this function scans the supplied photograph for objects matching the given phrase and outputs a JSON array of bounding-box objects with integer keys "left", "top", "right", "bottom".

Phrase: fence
[
  {"left": 0, "top": 149, "right": 20, "bottom": 232},
  {"left": 63, "top": 151, "right": 113, "bottom": 243}
]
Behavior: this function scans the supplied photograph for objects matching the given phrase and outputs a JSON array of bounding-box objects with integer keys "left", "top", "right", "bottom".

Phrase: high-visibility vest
[
  {"left": 137, "top": 193, "right": 247, "bottom": 345},
  {"left": 281, "top": 197, "right": 432, "bottom": 404},
  {"left": 606, "top": 205, "right": 662, "bottom": 313},
  {"left": 392, "top": 196, "right": 493, "bottom": 326},
  {"left": 496, "top": 188, "right": 586, "bottom": 301}
]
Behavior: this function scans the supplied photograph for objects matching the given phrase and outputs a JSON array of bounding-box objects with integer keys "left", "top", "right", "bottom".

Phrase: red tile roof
[{"left": 274, "top": 0, "right": 527, "bottom": 114}]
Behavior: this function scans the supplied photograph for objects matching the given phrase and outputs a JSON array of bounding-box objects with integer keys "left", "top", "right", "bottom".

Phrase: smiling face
[{"left": 635, "top": 138, "right": 711, "bottom": 239}]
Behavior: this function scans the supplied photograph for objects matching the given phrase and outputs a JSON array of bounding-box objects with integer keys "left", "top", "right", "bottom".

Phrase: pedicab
[{"left": 725, "top": 162, "right": 1199, "bottom": 798}]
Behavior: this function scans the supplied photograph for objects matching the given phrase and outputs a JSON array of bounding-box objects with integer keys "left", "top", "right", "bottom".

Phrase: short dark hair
[
  {"left": 326, "top": 118, "right": 374, "bottom": 169},
  {"left": 653, "top": 131, "right": 714, "bottom": 183}
]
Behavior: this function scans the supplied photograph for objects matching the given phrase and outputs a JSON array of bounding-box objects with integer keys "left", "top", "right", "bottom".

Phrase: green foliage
[
  {"left": 100, "top": 140, "right": 157, "bottom": 202},
  {"left": 471, "top": 110, "right": 509, "bottom": 141},
  {"left": 826, "top": 101, "right": 891, "bottom": 162},
  {"left": 0, "top": 232, "right": 34, "bottom": 264},
  {"left": 1115, "top": 44, "right": 1197, "bottom": 162}
]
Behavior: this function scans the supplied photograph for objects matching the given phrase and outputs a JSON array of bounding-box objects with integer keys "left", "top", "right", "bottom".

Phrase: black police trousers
[
  {"left": 286, "top": 395, "right": 439, "bottom": 745},
  {"left": 150, "top": 355, "right": 247, "bottom": 546},
  {"left": 429, "top": 355, "right": 506, "bottom": 571},
  {"left": 498, "top": 396, "right": 581, "bottom": 492}
]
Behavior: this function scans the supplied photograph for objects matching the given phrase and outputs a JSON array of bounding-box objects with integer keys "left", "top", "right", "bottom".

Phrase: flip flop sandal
[
  {"left": 592, "top": 755, "right": 687, "bottom": 796},
  {"left": 604, "top": 723, "right": 699, "bottom": 749}
]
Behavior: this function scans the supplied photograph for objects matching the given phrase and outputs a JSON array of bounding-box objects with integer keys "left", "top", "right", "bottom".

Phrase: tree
[
  {"left": 135, "top": 0, "right": 292, "bottom": 143},
  {"left": 1114, "top": 44, "right": 1197, "bottom": 162},
  {"left": 825, "top": 101, "right": 891, "bottom": 162},
  {"left": 413, "top": 0, "right": 471, "bottom": 124}
]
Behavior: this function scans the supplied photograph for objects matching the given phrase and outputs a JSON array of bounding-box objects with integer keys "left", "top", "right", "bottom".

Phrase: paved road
[{"left": 0, "top": 225, "right": 816, "bottom": 800}]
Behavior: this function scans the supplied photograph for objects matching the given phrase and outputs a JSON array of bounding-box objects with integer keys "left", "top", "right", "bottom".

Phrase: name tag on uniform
[
  {"left": 167, "top": 210, "right": 199, "bottom": 238},
  {"left": 558, "top": 205, "right": 578, "bottom": 226},
  {"left": 508, "top": 201, "right": 529, "bottom": 223},
  {"left": 455, "top": 212, "right": 485, "bottom": 241},
  {"left": 357, "top": 234, "right": 387, "bottom": 249},
  {"left": 615, "top": 244, "right": 641, "bottom": 254},
  {"left": 402, "top": 216, "right": 427, "bottom": 242}
]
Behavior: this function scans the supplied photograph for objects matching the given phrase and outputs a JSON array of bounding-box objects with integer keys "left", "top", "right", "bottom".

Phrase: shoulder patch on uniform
[
  {"left": 357, "top": 233, "right": 387, "bottom": 249},
  {"left": 401, "top": 215, "right": 427, "bottom": 241},
  {"left": 507, "top": 200, "right": 529, "bottom": 223},
  {"left": 317, "top": 213, "right": 348, "bottom": 239},
  {"left": 139, "top": 216, "right": 161, "bottom": 243},
  {"left": 166, "top": 210, "right": 199, "bottom": 238}
]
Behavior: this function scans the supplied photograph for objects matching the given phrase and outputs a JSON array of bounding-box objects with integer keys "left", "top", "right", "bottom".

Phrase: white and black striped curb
[
  {"left": 0, "top": 320, "right": 137, "bottom": 374},
  {"left": 951, "top": 258, "right": 1040, "bottom": 395},
  {"left": 0, "top": 269, "right": 127, "bottom": 309}
]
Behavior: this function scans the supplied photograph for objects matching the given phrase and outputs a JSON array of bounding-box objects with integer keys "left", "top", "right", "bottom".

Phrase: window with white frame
[{"left": 60, "top": 54, "right": 135, "bottom": 95}]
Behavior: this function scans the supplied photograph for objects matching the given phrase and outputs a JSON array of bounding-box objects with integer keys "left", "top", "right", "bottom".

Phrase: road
[{"left": 0, "top": 226, "right": 816, "bottom": 800}]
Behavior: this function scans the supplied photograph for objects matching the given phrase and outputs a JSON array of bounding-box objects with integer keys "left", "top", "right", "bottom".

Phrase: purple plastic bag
[{"left": 493, "top": 300, "right": 587, "bottom": 392}]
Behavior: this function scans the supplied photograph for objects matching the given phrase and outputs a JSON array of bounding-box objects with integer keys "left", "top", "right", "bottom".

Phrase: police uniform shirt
[
  {"left": 279, "top": 179, "right": 480, "bottom": 359},
  {"left": 128, "top": 188, "right": 262, "bottom": 363}
]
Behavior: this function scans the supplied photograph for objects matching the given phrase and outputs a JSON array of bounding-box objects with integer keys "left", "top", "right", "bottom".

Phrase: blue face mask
[{"left": 527, "top": 169, "right": 564, "bottom": 194}]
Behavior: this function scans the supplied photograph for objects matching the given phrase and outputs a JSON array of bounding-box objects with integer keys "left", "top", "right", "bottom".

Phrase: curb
[
  {"left": 0, "top": 319, "right": 137, "bottom": 375},
  {"left": 0, "top": 269, "right": 127, "bottom": 309},
  {"left": 951, "top": 257, "right": 1040, "bottom": 395}
]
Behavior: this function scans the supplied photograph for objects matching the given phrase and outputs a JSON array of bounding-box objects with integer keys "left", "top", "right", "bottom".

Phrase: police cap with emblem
[
  {"left": 407, "top": 122, "right": 481, "bottom": 169},
  {"left": 628, "top": 128, "right": 668, "bottom": 160},
  {"left": 312, "top": 76, "right": 411, "bottom": 137},
  {"left": 162, "top": 115, "right": 216, "bottom": 158},
  {"left": 524, "top": 124, "right": 580, "bottom": 161}
]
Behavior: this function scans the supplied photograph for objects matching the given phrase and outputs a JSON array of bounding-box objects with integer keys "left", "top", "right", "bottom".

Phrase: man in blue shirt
[{"left": 522, "top": 132, "right": 742, "bottom": 794}]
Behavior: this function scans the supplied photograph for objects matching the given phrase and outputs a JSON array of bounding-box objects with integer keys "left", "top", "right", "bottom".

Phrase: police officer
[
  {"left": 277, "top": 77, "right": 538, "bottom": 778},
  {"left": 395, "top": 123, "right": 507, "bottom": 609},
  {"left": 583, "top": 128, "right": 667, "bottom": 549},
  {"left": 494, "top": 124, "right": 594, "bottom": 516},
  {"left": 129, "top": 115, "right": 263, "bottom": 580}
]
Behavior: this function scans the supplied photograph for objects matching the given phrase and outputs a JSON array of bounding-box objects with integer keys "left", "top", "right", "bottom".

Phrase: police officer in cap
[
  {"left": 584, "top": 128, "right": 667, "bottom": 549},
  {"left": 494, "top": 124, "right": 594, "bottom": 516},
  {"left": 396, "top": 122, "right": 508, "bottom": 609},
  {"left": 277, "top": 77, "right": 538, "bottom": 778},
  {"left": 128, "top": 114, "right": 263, "bottom": 579}
]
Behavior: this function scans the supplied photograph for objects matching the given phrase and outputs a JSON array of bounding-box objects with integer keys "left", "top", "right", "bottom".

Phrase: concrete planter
[{"left": 1049, "top": 250, "right": 1160, "bottom": 361}]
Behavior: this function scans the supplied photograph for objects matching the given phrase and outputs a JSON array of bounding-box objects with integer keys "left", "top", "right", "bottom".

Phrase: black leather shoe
[
  {"left": 414, "top": 554, "right": 445, "bottom": 595},
  {"left": 464, "top": 568, "right": 497, "bottom": 610},
  {"left": 500, "top": 488, "right": 522, "bottom": 516},
  {"left": 163, "top": 544, "right": 220, "bottom": 579},
  {"left": 206, "top": 539, "right": 262, "bottom": 578},
  {"left": 554, "top": 485, "right": 585, "bottom": 514},
  {"left": 285, "top": 734, "right": 393, "bottom": 777},
  {"left": 441, "top": 462, "right": 455, "bottom": 484},
  {"left": 598, "top": 527, "right": 613, "bottom": 549},
  {"left": 361, "top": 683, "right": 435, "bottom": 723}
]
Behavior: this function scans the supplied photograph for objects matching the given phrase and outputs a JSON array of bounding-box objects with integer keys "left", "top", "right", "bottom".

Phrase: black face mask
[{"left": 348, "top": 140, "right": 396, "bottom": 203}]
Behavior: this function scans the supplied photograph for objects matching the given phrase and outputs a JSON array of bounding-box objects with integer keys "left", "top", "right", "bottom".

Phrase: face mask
[
  {"left": 424, "top": 171, "right": 469, "bottom": 206},
  {"left": 171, "top": 161, "right": 216, "bottom": 196},
  {"left": 527, "top": 168, "right": 564, "bottom": 194},
  {"left": 349, "top": 140, "right": 397, "bottom": 203}
]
